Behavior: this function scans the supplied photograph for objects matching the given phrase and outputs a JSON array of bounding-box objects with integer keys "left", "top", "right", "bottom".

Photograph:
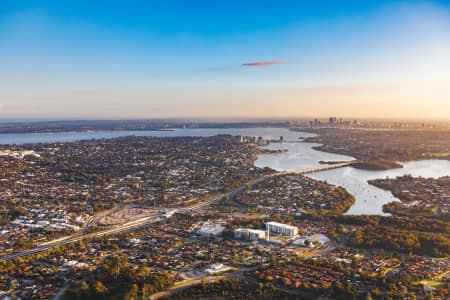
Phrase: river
[{"left": 1, "top": 128, "right": 449, "bottom": 215}]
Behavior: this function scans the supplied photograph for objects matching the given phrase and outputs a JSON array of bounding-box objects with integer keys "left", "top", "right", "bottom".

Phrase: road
[
  {"left": 148, "top": 267, "right": 258, "bottom": 300},
  {"left": 1, "top": 161, "right": 356, "bottom": 262},
  {"left": 82, "top": 206, "right": 121, "bottom": 232},
  {"left": 2, "top": 214, "right": 162, "bottom": 261},
  {"left": 53, "top": 282, "right": 69, "bottom": 300}
]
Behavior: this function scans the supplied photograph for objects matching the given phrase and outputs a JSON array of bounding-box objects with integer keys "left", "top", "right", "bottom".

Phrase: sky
[{"left": 1, "top": 0, "right": 450, "bottom": 120}]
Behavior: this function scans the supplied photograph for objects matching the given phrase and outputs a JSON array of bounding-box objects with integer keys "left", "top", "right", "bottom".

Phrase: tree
[
  {"left": 123, "top": 284, "right": 138, "bottom": 300},
  {"left": 79, "top": 281, "right": 90, "bottom": 297},
  {"left": 93, "top": 281, "right": 108, "bottom": 295}
]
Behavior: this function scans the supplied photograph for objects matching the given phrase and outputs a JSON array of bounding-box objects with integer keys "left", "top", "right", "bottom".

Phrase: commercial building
[
  {"left": 234, "top": 228, "right": 266, "bottom": 241},
  {"left": 266, "top": 221, "right": 298, "bottom": 236},
  {"left": 198, "top": 223, "right": 224, "bottom": 238},
  {"left": 293, "top": 234, "right": 330, "bottom": 248},
  {"left": 204, "top": 263, "right": 230, "bottom": 275}
]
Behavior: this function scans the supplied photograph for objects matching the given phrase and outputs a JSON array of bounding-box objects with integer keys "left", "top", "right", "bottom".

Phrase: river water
[{"left": 1, "top": 128, "right": 449, "bottom": 215}]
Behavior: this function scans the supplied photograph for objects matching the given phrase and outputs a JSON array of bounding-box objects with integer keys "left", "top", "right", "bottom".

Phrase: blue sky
[{"left": 1, "top": 1, "right": 450, "bottom": 119}]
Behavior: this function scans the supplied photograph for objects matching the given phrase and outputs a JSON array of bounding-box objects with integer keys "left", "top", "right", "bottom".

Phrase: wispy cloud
[{"left": 242, "top": 61, "right": 287, "bottom": 67}]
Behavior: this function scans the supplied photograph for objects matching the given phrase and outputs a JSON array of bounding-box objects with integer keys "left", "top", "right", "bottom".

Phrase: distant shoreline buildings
[{"left": 234, "top": 135, "right": 267, "bottom": 145}]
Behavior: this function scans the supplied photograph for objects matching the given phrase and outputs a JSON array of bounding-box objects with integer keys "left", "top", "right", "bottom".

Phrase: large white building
[
  {"left": 266, "top": 221, "right": 298, "bottom": 236},
  {"left": 234, "top": 228, "right": 266, "bottom": 241},
  {"left": 204, "top": 263, "right": 230, "bottom": 275},
  {"left": 198, "top": 223, "right": 224, "bottom": 238}
]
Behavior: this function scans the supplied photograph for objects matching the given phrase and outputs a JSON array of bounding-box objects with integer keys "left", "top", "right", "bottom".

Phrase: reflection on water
[
  {"left": 258, "top": 149, "right": 450, "bottom": 215},
  {"left": 325, "top": 160, "right": 450, "bottom": 215},
  {"left": 2, "top": 128, "right": 449, "bottom": 215},
  {"left": 254, "top": 134, "right": 450, "bottom": 216},
  {"left": 255, "top": 141, "right": 354, "bottom": 171}
]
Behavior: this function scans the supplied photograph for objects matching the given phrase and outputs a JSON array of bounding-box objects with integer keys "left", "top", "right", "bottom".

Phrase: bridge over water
[{"left": 277, "top": 160, "right": 358, "bottom": 176}]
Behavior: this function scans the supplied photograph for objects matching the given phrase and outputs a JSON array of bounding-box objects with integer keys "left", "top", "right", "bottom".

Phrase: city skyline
[{"left": 1, "top": 0, "right": 450, "bottom": 119}]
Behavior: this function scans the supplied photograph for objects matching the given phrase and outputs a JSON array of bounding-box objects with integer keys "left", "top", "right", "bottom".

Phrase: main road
[
  {"left": 2, "top": 214, "right": 162, "bottom": 261},
  {"left": 1, "top": 161, "right": 357, "bottom": 261}
]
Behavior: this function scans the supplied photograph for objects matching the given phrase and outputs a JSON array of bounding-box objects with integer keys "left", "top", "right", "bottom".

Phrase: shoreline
[{"left": 297, "top": 127, "right": 450, "bottom": 170}]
